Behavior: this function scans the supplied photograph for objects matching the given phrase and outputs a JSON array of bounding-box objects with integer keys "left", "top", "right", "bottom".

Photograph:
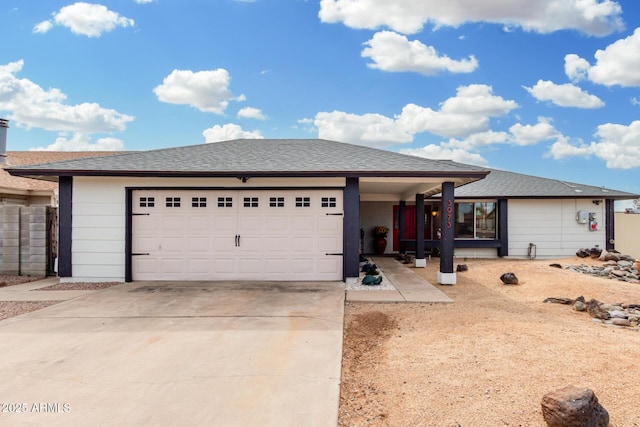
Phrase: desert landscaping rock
[
  {"left": 500, "top": 272, "right": 519, "bottom": 285},
  {"left": 541, "top": 386, "right": 609, "bottom": 427}
]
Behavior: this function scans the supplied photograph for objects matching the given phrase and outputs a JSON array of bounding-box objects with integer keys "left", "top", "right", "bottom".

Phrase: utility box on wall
[
  {"left": 588, "top": 212, "right": 598, "bottom": 231},
  {"left": 576, "top": 210, "right": 589, "bottom": 224}
]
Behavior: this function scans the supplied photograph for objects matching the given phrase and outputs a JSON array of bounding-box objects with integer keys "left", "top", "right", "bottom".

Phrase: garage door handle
[
  {"left": 132, "top": 253, "right": 150, "bottom": 256},
  {"left": 326, "top": 213, "right": 343, "bottom": 216},
  {"left": 325, "top": 253, "right": 343, "bottom": 256},
  {"left": 235, "top": 234, "right": 240, "bottom": 247}
]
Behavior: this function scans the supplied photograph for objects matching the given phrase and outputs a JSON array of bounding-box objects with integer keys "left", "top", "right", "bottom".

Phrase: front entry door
[{"left": 392, "top": 205, "right": 432, "bottom": 251}]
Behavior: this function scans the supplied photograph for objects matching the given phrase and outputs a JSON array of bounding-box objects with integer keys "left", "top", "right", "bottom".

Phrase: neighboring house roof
[
  {"left": 449, "top": 168, "right": 638, "bottom": 200},
  {"left": 1, "top": 151, "right": 124, "bottom": 194},
  {"left": 7, "top": 139, "right": 489, "bottom": 179}
]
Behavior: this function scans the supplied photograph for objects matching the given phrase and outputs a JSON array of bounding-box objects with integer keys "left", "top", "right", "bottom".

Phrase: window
[
  {"left": 166, "top": 197, "right": 181, "bottom": 208},
  {"left": 454, "top": 202, "right": 496, "bottom": 239},
  {"left": 140, "top": 197, "right": 155, "bottom": 208},
  {"left": 192, "top": 197, "right": 207, "bottom": 208},
  {"left": 321, "top": 197, "right": 336, "bottom": 208},
  {"left": 217, "top": 197, "right": 233, "bottom": 208},
  {"left": 269, "top": 197, "right": 285, "bottom": 207},
  {"left": 243, "top": 197, "right": 259, "bottom": 208},
  {"left": 295, "top": 197, "right": 311, "bottom": 207}
]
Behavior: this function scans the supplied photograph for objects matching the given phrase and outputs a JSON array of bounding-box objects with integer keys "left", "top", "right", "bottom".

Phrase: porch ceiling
[{"left": 359, "top": 176, "right": 478, "bottom": 201}]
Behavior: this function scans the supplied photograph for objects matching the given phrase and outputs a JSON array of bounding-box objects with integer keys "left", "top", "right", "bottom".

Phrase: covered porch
[{"left": 346, "top": 175, "right": 490, "bottom": 285}]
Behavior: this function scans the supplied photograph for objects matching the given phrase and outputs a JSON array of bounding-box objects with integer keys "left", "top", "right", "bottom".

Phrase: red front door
[{"left": 393, "top": 205, "right": 432, "bottom": 251}]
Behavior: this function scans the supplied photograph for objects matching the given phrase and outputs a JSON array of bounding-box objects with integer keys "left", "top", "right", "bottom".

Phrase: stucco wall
[
  {"left": 508, "top": 199, "right": 607, "bottom": 258},
  {"left": 614, "top": 212, "right": 640, "bottom": 258},
  {"left": 70, "top": 176, "right": 346, "bottom": 282}
]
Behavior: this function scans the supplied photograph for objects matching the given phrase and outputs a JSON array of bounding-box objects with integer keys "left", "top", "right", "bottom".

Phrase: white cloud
[
  {"left": 590, "top": 121, "right": 640, "bottom": 169},
  {"left": 546, "top": 136, "right": 593, "bottom": 159},
  {"left": 0, "top": 60, "right": 134, "bottom": 133},
  {"left": 154, "top": 69, "right": 245, "bottom": 114},
  {"left": 509, "top": 117, "right": 561, "bottom": 146},
  {"left": 313, "top": 111, "right": 413, "bottom": 147},
  {"left": 546, "top": 120, "right": 640, "bottom": 169},
  {"left": 237, "top": 107, "right": 266, "bottom": 120},
  {"left": 564, "top": 53, "right": 591, "bottom": 82},
  {"left": 319, "top": 0, "right": 623, "bottom": 36},
  {"left": 203, "top": 123, "right": 263, "bottom": 143},
  {"left": 397, "top": 84, "right": 518, "bottom": 137},
  {"left": 34, "top": 2, "right": 134, "bottom": 37},
  {"left": 440, "top": 130, "right": 509, "bottom": 150},
  {"left": 523, "top": 80, "right": 604, "bottom": 108},
  {"left": 308, "top": 84, "right": 518, "bottom": 146},
  {"left": 400, "top": 144, "right": 489, "bottom": 166},
  {"left": 30, "top": 133, "right": 124, "bottom": 151},
  {"left": 565, "top": 28, "right": 640, "bottom": 87},
  {"left": 135, "top": 0, "right": 154, "bottom": 3},
  {"left": 362, "top": 31, "right": 478, "bottom": 75}
]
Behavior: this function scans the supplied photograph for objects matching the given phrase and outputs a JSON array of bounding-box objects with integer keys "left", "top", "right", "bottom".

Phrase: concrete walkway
[
  {"left": 0, "top": 280, "right": 345, "bottom": 427},
  {"left": 0, "top": 277, "right": 95, "bottom": 301},
  {"left": 346, "top": 257, "right": 453, "bottom": 303}
]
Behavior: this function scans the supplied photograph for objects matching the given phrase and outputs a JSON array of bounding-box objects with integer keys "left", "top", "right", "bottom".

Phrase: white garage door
[{"left": 131, "top": 189, "right": 343, "bottom": 281}]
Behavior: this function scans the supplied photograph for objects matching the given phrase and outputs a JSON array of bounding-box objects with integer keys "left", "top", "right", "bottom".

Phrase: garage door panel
[
  {"left": 188, "top": 216, "right": 214, "bottom": 233},
  {"left": 292, "top": 216, "right": 315, "bottom": 232},
  {"left": 213, "top": 258, "right": 237, "bottom": 273},
  {"left": 188, "top": 258, "right": 212, "bottom": 274},
  {"left": 238, "top": 258, "right": 263, "bottom": 274},
  {"left": 133, "top": 236, "right": 159, "bottom": 253},
  {"left": 265, "top": 215, "right": 290, "bottom": 232},
  {"left": 265, "top": 258, "right": 289, "bottom": 274},
  {"left": 161, "top": 258, "right": 184, "bottom": 274},
  {"left": 265, "top": 236, "right": 290, "bottom": 252},
  {"left": 132, "top": 189, "right": 343, "bottom": 281},
  {"left": 291, "top": 258, "right": 314, "bottom": 273},
  {"left": 188, "top": 237, "right": 211, "bottom": 252},
  {"left": 160, "top": 236, "right": 188, "bottom": 252},
  {"left": 161, "top": 216, "right": 187, "bottom": 233}
]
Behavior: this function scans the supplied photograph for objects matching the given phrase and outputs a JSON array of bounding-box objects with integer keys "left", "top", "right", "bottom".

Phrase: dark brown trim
[
  {"left": 8, "top": 169, "right": 490, "bottom": 180},
  {"left": 58, "top": 176, "right": 72, "bottom": 277},
  {"left": 415, "top": 194, "right": 425, "bottom": 261},
  {"left": 125, "top": 189, "right": 133, "bottom": 282},
  {"left": 497, "top": 199, "right": 508, "bottom": 257},
  {"left": 439, "top": 182, "right": 455, "bottom": 274},
  {"left": 606, "top": 198, "right": 615, "bottom": 251},
  {"left": 343, "top": 178, "right": 360, "bottom": 281}
]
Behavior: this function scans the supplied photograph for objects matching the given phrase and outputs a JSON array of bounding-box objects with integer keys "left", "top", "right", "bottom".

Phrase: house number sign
[{"left": 446, "top": 199, "right": 453, "bottom": 229}]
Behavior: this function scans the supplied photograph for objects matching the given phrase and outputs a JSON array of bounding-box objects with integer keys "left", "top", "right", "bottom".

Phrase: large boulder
[{"left": 541, "top": 386, "right": 609, "bottom": 427}]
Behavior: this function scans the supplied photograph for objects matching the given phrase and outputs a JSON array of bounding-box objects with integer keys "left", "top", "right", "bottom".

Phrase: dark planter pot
[{"left": 374, "top": 236, "right": 387, "bottom": 254}]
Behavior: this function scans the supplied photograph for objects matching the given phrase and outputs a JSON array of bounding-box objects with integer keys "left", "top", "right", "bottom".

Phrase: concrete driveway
[{"left": 0, "top": 281, "right": 345, "bottom": 427}]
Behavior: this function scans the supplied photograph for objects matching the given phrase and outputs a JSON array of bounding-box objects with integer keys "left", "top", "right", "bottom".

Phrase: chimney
[{"left": 0, "top": 118, "right": 8, "bottom": 165}]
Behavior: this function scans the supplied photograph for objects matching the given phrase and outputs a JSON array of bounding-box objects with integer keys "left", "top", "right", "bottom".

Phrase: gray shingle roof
[
  {"left": 450, "top": 168, "right": 638, "bottom": 200},
  {"left": 7, "top": 139, "right": 488, "bottom": 178}
]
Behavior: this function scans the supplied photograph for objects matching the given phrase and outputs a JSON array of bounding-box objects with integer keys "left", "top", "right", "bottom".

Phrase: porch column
[
  {"left": 605, "top": 198, "right": 614, "bottom": 251},
  {"left": 399, "top": 201, "right": 406, "bottom": 254},
  {"left": 438, "top": 181, "right": 456, "bottom": 284},
  {"left": 414, "top": 194, "right": 426, "bottom": 267},
  {"left": 497, "top": 198, "right": 509, "bottom": 257},
  {"left": 343, "top": 177, "right": 360, "bottom": 283},
  {"left": 58, "top": 176, "right": 73, "bottom": 278}
]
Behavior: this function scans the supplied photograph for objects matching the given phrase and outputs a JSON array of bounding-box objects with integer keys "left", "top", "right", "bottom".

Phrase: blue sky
[{"left": 1, "top": 0, "right": 640, "bottom": 206}]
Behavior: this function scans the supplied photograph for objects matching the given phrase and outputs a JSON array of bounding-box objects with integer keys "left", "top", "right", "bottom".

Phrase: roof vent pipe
[{"left": 0, "top": 118, "right": 8, "bottom": 165}]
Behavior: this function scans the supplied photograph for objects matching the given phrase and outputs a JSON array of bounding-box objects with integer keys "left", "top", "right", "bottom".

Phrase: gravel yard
[{"left": 339, "top": 256, "right": 640, "bottom": 427}]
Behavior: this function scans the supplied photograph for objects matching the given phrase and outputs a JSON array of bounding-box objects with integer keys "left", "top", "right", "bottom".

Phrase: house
[
  {"left": 7, "top": 139, "right": 489, "bottom": 285},
  {"left": 373, "top": 168, "right": 639, "bottom": 260}
]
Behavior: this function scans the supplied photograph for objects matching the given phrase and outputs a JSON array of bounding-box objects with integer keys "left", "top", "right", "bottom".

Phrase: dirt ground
[{"left": 339, "top": 256, "right": 640, "bottom": 427}]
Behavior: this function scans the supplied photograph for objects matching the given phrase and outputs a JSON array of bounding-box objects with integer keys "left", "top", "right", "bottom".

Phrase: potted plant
[{"left": 372, "top": 226, "right": 389, "bottom": 254}]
